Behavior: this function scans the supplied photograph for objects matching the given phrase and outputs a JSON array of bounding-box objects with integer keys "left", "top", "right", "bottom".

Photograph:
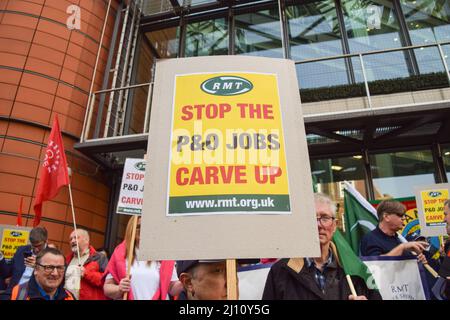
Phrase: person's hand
[
  {"left": 403, "top": 241, "right": 428, "bottom": 254},
  {"left": 349, "top": 295, "right": 368, "bottom": 300},
  {"left": 24, "top": 256, "right": 36, "bottom": 268},
  {"left": 416, "top": 253, "right": 427, "bottom": 264},
  {"left": 118, "top": 276, "right": 131, "bottom": 294}
]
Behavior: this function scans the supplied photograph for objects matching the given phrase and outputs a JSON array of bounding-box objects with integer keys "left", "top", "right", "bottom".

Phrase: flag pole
[
  {"left": 17, "top": 196, "right": 23, "bottom": 227},
  {"left": 397, "top": 232, "right": 439, "bottom": 278},
  {"left": 67, "top": 168, "right": 81, "bottom": 267},
  {"left": 346, "top": 275, "right": 357, "bottom": 296}
]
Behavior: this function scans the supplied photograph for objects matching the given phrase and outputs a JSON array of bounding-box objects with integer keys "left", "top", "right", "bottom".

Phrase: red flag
[
  {"left": 33, "top": 115, "right": 70, "bottom": 227},
  {"left": 17, "top": 197, "right": 23, "bottom": 226}
]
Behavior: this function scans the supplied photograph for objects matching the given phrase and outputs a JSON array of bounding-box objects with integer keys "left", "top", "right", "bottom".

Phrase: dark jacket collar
[
  {"left": 282, "top": 242, "right": 342, "bottom": 300},
  {"left": 375, "top": 225, "right": 399, "bottom": 239}
]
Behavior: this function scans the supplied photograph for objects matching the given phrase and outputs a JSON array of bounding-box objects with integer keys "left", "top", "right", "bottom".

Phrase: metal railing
[
  {"left": 81, "top": 42, "right": 450, "bottom": 142},
  {"left": 295, "top": 41, "right": 450, "bottom": 109},
  {"left": 82, "top": 82, "right": 153, "bottom": 141}
]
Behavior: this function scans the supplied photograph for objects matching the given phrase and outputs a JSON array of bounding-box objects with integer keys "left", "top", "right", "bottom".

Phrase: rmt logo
[{"left": 201, "top": 76, "right": 253, "bottom": 96}]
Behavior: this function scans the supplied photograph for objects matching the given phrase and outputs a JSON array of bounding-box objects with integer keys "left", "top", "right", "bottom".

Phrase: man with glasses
[
  {"left": 360, "top": 200, "right": 428, "bottom": 262},
  {"left": 262, "top": 193, "right": 380, "bottom": 300},
  {"left": 0, "top": 227, "right": 50, "bottom": 295},
  {"left": 7, "top": 247, "right": 74, "bottom": 300}
]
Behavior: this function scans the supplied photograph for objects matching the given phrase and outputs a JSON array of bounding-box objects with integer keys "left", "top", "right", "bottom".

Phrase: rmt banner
[
  {"left": 116, "top": 158, "right": 146, "bottom": 215},
  {"left": 140, "top": 56, "right": 319, "bottom": 260},
  {"left": 169, "top": 73, "right": 290, "bottom": 216}
]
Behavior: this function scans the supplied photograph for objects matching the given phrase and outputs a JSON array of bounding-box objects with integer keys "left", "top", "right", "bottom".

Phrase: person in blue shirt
[{"left": 360, "top": 200, "right": 428, "bottom": 263}]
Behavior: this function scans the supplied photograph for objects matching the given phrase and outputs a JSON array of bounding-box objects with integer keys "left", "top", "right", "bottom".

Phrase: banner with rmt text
[
  {"left": 168, "top": 73, "right": 290, "bottom": 216},
  {"left": 140, "top": 56, "right": 319, "bottom": 260}
]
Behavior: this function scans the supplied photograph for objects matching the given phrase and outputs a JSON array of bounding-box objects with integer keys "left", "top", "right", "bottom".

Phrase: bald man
[{"left": 65, "top": 229, "right": 108, "bottom": 300}]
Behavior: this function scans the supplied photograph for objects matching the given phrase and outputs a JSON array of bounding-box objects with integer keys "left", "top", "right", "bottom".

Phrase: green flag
[
  {"left": 342, "top": 181, "right": 378, "bottom": 255},
  {"left": 333, "top": 229, "right": 377, "bottom": 289}
]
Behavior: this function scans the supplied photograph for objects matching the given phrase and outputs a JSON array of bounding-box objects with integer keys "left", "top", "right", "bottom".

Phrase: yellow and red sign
[
  {"left": 168, "top": 73, "right": 290, "bottom": 215},
  {"left": 1, "top": 228, "right": 30, "bottom": 260},
  {"left": 420, "top": 189, "right": 448, "bottom": 227}
]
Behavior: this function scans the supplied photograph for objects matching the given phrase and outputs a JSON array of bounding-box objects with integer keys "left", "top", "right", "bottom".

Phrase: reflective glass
[
  {"left": 185, "top": 18, "right": 228, "bottom": 56},
  {"left": 370, "top": 150, "right": 436, "bottom": 199},
  {"left": 235, "top": 8, "right": 283, "bottom": 58},
  {"left": 341, "top": 0, "right": 411, "bottom": 80},
  {"left": 127, "top": 39, "right": 154, "bottom": 134},
  {"left": 443, "top": 147, "right": 450, "bottom": 181},
  {"left": 288, "top": 0, "right": 348, "bottom": 88},
  {"left": 146, "top": 27, "right": 180, "bottom": 58},
  {"left": 400, "top": 0, "right": 450, "bottom": 44},
  {"left": 287, "top": 0, "right": 343, "bottom": 60},
  {"left": 400, "top": 0, "right": 450, "bottom": 75},
  {"left": 311, "top": 155, "right": 367, "bottom": 225}
]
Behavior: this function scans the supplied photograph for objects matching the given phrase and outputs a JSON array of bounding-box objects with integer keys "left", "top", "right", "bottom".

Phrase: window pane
[
  {"left": 311, "top": 156, "right": 367, "bottom": 224},
  {"left": 288, "top": 0, "right": 348, "bottom": 89},
  {"left": 127, "top": 37, "right": 154, "bottom": 134},
  {"left": 341, "top": 0, "right": 411, "bottom": 80},
  {"left": 342, "top": 0, "right": 403, "bottom": 52},
  {"left": 235, "top": 8, "right": 283, "bottom": 58},
  {"left": 444, "top": 147, "right": 450, "bottom": 181},
  {"left": 287, "top": 0, "right": 343, "bottom": 61},
  {"left": 297, "top": 58, "right": 351, "bottom": 89},
  {"left": 370, "top": 150, "right": 436, "bottom": 199},
  {"left": 146, "top": 27, "right": 180, "bottom": 58},
  {"left": 400, "top": 0, "right": 450, "bottom": 44},
  {"left": 185, "top": 18, "right": 228, "bottom": 57},
  {"left": 400, "top": 0, "right": 450, "bottom": 75}
]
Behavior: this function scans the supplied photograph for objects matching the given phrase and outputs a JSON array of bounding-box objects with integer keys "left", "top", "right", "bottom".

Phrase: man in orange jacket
[
  {"left": 65, "top": 228, "right": 108, "bottom": 300},
  {"left": 8, "top": 247, "right": 74, "bottom": 300}
]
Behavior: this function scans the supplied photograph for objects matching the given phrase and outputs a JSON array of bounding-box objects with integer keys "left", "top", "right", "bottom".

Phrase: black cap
[{"left": 176, "top": 260, "right": 223, "bottom": 277}]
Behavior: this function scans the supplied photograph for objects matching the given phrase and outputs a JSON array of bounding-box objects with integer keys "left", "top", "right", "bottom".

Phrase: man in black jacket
[{"left": 262, "top": 193, "right": 381, "bottom": 300}]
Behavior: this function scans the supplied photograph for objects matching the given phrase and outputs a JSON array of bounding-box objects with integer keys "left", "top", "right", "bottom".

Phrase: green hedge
[{"left": 300, "top": 72, "right": 450, "bottom": 103}]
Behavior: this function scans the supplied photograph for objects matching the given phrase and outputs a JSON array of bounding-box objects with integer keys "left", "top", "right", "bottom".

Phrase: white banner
[
  {"left": 116, "top": 158, "right": 146, "bottom": 215},
  {"left": 238, "top": 264, "right": 272, "bottom": 300},
  {"left": 362, "top": 256, "right": 428, "bottom": 300}
]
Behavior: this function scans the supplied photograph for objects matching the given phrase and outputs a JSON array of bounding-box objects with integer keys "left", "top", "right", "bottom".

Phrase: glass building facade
[
  {"left": 135, "top": 0, "right": 450, "bottom": 206},
  {"left": 69, "top": 0, "right": 450, "bottom": 245}
]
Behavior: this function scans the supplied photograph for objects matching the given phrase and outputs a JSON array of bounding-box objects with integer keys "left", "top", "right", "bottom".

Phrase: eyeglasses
[
  {"left": 36, "top": 263, "right": 66, "bottom": 274},
  {"left": 316, "top": 216, "right": 335, "bottom": 227},
  {"left": 388, "top": 212, "right": 406, "bottom": 218}
]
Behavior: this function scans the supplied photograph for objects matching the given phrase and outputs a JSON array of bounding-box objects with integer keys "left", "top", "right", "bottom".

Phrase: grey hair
[
  {"left": 314, "top": 193, "right": 337, "bottom": 217},
  {"left": 73, "top": 228, "right": 90, "bottom": 242}
]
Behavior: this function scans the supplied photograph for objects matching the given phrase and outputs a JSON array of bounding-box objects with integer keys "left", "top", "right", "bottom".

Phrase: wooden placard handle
[
  {"left": 226, "top": 259, "right": 238, "bottom": 300},
  {"left": 123, "top": 216, "right": 138, "bottom": 300}
]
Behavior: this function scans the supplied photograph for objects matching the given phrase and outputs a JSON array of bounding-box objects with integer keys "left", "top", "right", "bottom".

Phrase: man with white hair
[
  {"left": 65, "top": 228, "right": 108, "bottom": 300},
  {"left": 262, "top": 193, "right": 380, "bottom": 300}
]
